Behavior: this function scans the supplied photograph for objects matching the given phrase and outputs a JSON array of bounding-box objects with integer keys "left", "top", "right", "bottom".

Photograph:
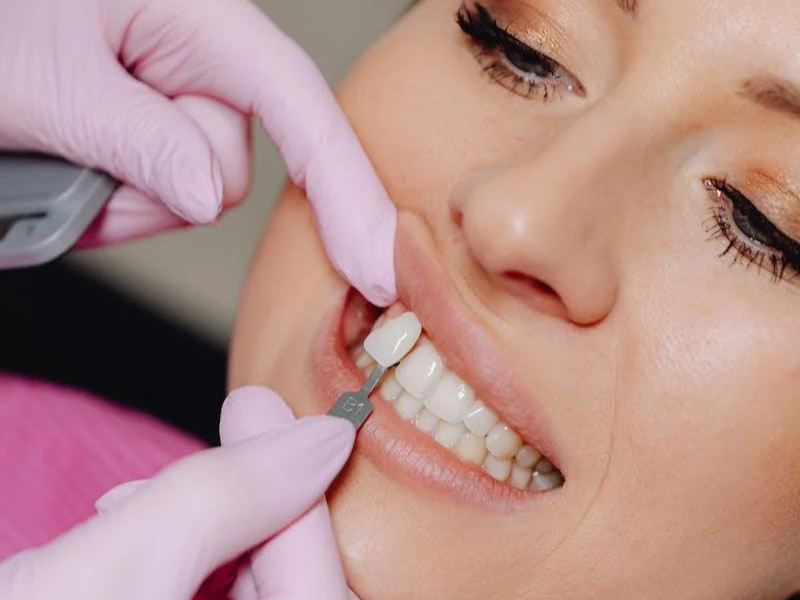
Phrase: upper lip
[
  {"left": 392, "top": 212, "right": 562, "bottom": 471},
  {"left": 311, "top": 211, "right": 563, "bottom": 506}
]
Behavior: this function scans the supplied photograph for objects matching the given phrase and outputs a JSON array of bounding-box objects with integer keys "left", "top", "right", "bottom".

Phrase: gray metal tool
[
  {"left": 328, "top": 365, "right": 386, "bottom": 429},
  {"left": 0, "top": 152, "right": 117, "bottom": 269}
]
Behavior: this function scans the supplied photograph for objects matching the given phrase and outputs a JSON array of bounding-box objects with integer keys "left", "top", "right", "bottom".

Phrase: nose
[{"left": 450, "top": 121, "right": 628, "bottom": 326}]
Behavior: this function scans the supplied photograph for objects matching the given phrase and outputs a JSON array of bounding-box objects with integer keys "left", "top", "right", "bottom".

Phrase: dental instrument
[
  {"left": 328, "top": 364, "right": 385, "bottom": 429},
  {"left": 0, "top": 153, "right": 116, "bottom": 269},
  {"left": 329, "top": 311, "right": 422, "bottom": 429}
]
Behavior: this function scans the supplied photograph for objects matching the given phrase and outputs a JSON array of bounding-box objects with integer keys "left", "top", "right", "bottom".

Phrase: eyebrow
[{"left": 740, "top": 77, "right": 800, "bottom": 120}]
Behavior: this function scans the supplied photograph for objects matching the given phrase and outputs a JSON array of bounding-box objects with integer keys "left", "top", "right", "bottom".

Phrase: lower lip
[{"left": 310, "top": 290, "right": 563, "bottom": 509}]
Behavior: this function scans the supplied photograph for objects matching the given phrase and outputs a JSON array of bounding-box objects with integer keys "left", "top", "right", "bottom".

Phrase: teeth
[
  {"left": 534, "top": 457, "right": 555, "bottom": 474},
  {"left": 455, "top": 433, "right": 488, "bottom": 466},
  {"left": 424, "top": 373, "right": 475, "bottom": 424},
  {"left": 396, "top": 392, "right": 424, "bottom": 420},
  {"left": 395, "top": 343, "right": 444, "bottom": 399},
  {"left": 531, "top": 471, "right": 564, "bottom": 492},
  {"left": 435, "top": 421, "right": 467, "bottom": 449},
  {"left": 364, "top": 312, "right": 422, "bottom": 368},
  {"left": 415, "top": 408, "right": 441, "bottom": 434},
  {"left": 361, "top": 307, "right": 563, "bottom": 492},
  {"left": 514, "top": 445, "right": 542, "bottom": 469},
  {"left": 379, "top": 371, "right": 403, "bottom": 402},
  {"left": 462, "top": 400, "right": 499, "bottom": 436},
  {"left": 486, "top": 423, "right": 523, "bottom": 459},
  {"left": 510, "top": 463, "right": 533, "bottom": 490},
  {"left": 483, "top": 454, "right": 512, "bottom": 482}
]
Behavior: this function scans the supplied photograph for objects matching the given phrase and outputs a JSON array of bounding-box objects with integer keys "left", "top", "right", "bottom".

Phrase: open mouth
[{"left": 344, "top": 297, "right": 564, "bottom": 493}]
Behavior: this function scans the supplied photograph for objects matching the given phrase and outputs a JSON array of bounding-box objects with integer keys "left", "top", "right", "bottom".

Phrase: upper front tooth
[
  {"left": 486, "top": 423, "right": 523, "bottom": 459},
  {"left": 395, "top": 343, "right": 444, "bottom": 398},
  {"left": 364, "top": 312, "right": 422, "bottom": 368},
  {"left": 424, "top": 373, "right": 475, "bottom": 424}
]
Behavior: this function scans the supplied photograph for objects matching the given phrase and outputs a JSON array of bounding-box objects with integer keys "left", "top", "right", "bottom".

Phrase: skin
[{"left": 230, "top": 0, "right": 800, "bottom": 598}]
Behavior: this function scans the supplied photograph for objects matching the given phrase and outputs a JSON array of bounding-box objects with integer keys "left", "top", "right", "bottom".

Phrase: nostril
[
  {"left": 449, "top": 203, "right": 464, "bottom": 228},
  {"left": 501, "top": 271, "right": 567, "bottom": 319},
  {"left": 504, "top": 271, "right": 557, "bottom": 298}
]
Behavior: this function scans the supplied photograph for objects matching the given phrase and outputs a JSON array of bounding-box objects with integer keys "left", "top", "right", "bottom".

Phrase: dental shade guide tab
[
  {"left": 328, "top": 311, "right": 423, "bottom": 429},
  {"left": 328, "top": 365, "right": 385, "bottom": 429}
]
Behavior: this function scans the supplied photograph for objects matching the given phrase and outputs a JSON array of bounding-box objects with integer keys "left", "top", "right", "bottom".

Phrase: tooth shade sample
[
  {"left": 510, "top": 464, "right": 533, "bottom": 490},
  {"left": 396, "top": 392, "right": 424, "bottom": 420},
  {"left": 455, "top": 433, "right": 488, "bottom": 466},
  {"left": 364, "top": 312, "right": 422, "bottom": 368},
  {"left": 486, "top": 423, "right": 522, "bottom": 459},
  {"left": 395, "top": 343, "right": 444, "bottom": 399},
  {"left": 415, "top": 409, "right": 441, "bottom": 434},
  {"left": 532, "top": 471, "right": 564, "bottom": 492},
  {"left": 435, "top": 421, "right": 467, "bottom": 449},
  {"left": 379, "top": 371, "right": 403, "bottom": 401},
  {"left": 424, "top": 373, "right": 475, "bottom": 424},
  {"left": 514, "top": 445, "right": 542, "bottom": 469},
  {"left": 484, "top": 455, "right": 512, "bottom": 482},
  {"left": 462, "top": 400, "right": 499, "bottom": 436}
]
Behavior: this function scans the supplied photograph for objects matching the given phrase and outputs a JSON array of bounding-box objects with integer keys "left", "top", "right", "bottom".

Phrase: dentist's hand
[
  {"left": 0, "top": 0, "right": 396, "bottom": 306},
  {"left": 0, "top": 387, "right": 357, "bottom": 600}
]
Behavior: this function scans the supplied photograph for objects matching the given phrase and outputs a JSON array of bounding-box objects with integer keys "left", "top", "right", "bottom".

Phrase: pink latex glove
[
  {"left": 0, "top": 387, "right": 357, "bottom": 600},
  {"left": 0, "top": 0, "right": 396, "bottom": 306}
]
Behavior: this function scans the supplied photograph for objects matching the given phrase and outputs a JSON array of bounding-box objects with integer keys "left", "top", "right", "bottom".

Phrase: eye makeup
[
  {"left": 456, "top": 2, "right": 585, "bottom": 101},
  {"left": 704, "top": 177, "right": 800, "bottom": 282}
]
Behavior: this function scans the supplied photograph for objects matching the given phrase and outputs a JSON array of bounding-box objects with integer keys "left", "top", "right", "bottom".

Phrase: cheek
[
  {"left": 336, "top": 0, "right": 558, "bottom": 221},
  {"left": 612, "top": 265, "right": 800, "bottom": 559}
]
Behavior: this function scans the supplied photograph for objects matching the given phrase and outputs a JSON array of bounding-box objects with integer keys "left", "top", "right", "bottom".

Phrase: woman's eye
[
  {"left": 704, "top": 179, "right": 800, "bottom": 282},
  {"left": 456, "top": 2, "right": 585, "bottom": 101}
]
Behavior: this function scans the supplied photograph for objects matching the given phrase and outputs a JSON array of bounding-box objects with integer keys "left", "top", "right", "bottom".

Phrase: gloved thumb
[{"left": 9, "top": 416, "right": 355, "bottom": 600}]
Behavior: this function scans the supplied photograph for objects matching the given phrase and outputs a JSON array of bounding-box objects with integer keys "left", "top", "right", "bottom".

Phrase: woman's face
[{"left": 230, "top": 0, "right": 800, "bottom": 597}]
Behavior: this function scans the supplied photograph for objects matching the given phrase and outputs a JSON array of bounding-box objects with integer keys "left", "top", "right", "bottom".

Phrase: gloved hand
[
  {"left": 0, "top": 0, "right": 396, "bottom": 306},
  {"left": 0, "top": 387, "right": 357, "bottom": 600}
]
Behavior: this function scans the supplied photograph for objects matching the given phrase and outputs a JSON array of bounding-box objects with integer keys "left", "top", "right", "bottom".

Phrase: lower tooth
[
  {"left": 379, "top": 371, "right": 403, "bottom": 402},
  {"left": 454, "top": 432, "right": 488, "bottom": 465},
  {"left": 486, "top": 423, "right": 523, "bottom": 459},
  {"left": 396, "top": 392, "right": 424, "bottom": 420},
  {"left": 483, "top": 454, "right": 512, "bottom": 482},
  {"left": 355, "top": 351, "right": 374, "bottom": 372},
  {"left": 510, "top": 464, "right": 533, "bottom": 490},
  {"left": 531, "top": 471, "right": 564, "bottom": 492},
  {"left": 435, "top": 421, "right": 467, "bottom": 448},
  {"left": 415, "top": 409, "right": 441, "bottom": 434},
  {"left": 462, "top": 400, "right": 499, "bottom": 437}
]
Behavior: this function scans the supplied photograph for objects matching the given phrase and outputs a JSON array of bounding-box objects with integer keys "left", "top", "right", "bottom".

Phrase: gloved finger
[
  {"left": 78, "top": 94, "right": 251, "bottom": 247},
  {"left": 219, "top": 386, "right": 295, "bottom": 445},
  {"left": 95, "top": 479, "right": 148, "bottom": 513},
  {"left": 112, "top": 0, "right": 397, "bottom": 306},
  {"left": 23, "top": 416, "right": 355, "bottom": 600},
  {"left": 231, "top": 561, "right": 258, "bottom": 600},
  {"left": 220, "top": 387, "right": 353, "bottom": 600},
  {"left": 251, "top": 500, "right": 352, "bottom": 600},
  {"left": 28, "top": 59, "right": 225, "bottom": 225}
]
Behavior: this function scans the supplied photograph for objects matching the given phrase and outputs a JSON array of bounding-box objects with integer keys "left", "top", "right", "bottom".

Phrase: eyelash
[
  {"left": 456, "top": 2, "right": 584, "bottom": 102},
  {"left": 456, "top": 4, "right": 799, "bottom": 285},
  {"left": 704, "top": 178, "right": 800, "bottom": 283}
]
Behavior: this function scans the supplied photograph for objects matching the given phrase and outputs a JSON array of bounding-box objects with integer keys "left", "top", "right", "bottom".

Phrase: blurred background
[{"left": 0, "top": 0, "right": 409, "bottom": 443}]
